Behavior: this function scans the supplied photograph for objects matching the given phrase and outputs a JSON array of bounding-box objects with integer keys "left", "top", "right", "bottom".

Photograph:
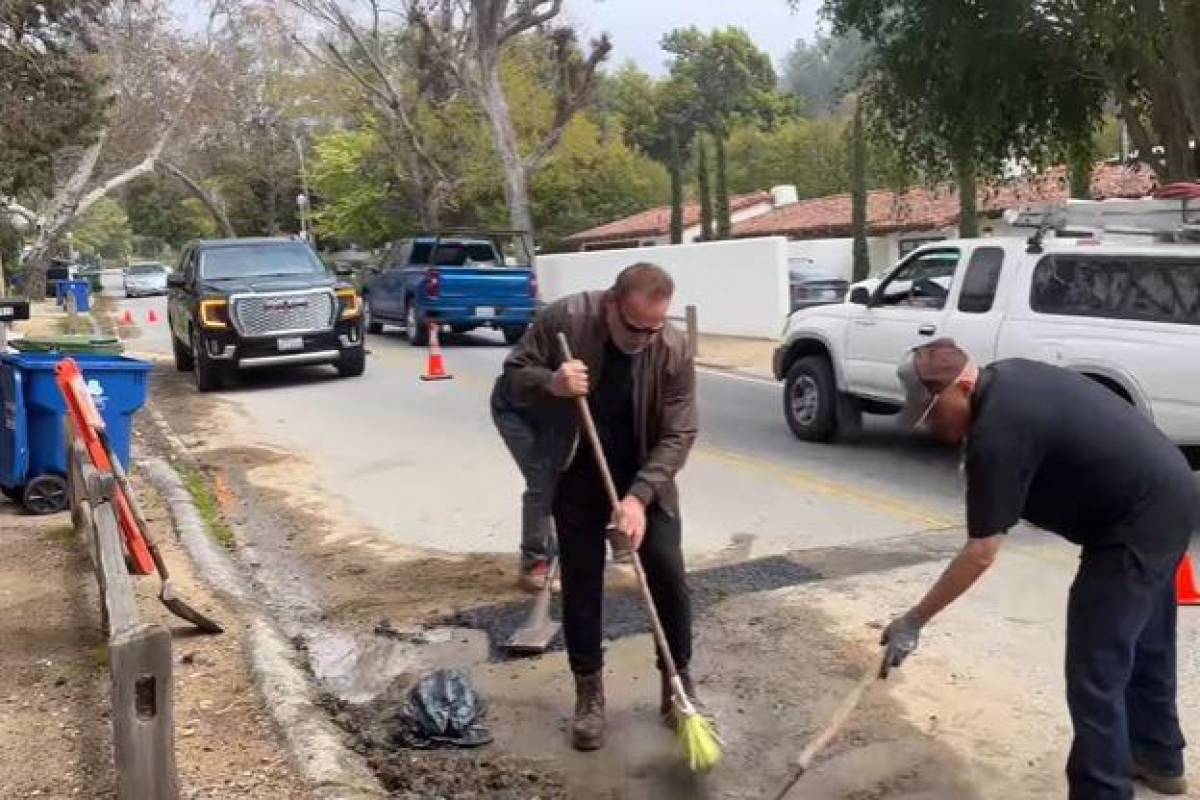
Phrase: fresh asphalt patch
[{"left": 445, "top": 534, "right": 960, "bottom": 660}]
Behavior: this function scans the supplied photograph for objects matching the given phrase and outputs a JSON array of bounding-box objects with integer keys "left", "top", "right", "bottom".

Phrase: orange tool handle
[{"left": 55, "top": 359, "right": 155, "bottom": 575}]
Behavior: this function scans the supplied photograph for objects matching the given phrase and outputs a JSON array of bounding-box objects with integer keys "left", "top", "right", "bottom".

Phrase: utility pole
[{"left": 294, "top": 136, "right": 313, "bottom": 244}]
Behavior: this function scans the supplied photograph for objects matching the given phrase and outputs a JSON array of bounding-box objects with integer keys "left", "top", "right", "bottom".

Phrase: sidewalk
[{"left": 695, "top": 333, "right": 776, "bottom": 378}]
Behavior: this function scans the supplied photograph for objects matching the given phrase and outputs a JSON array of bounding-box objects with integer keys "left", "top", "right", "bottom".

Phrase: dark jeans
[
  {"left": 492, "top": 406, "right": 557, "bottom": 570},
  {"left": 1065, "top": 544, "right": 1187, "bottom": 800},
  {"left": 553, "top": 476, "right": 692, "bottom": 676}
]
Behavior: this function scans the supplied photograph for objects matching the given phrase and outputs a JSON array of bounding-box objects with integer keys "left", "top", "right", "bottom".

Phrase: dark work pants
[
  {"left": 1065, "top": 544, "right": 1187, "bottom": 800},
  {"left": 552, "top": 478, "right": 692, "bottom": 676},
  {"left": 491, "top": 405, "right": 557, "bottom": 570}
]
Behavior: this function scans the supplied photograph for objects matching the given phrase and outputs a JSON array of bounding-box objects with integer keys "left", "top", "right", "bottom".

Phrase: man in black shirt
[
  {"left": 500, "top": 263, "right": 698, "bottom": 751},
  {"left": 884, "top": 339, "right": 1198, "bottom": 799}
]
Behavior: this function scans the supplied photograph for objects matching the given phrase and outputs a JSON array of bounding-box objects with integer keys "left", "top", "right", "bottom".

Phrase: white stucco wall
[{"left": 536, "top": 237, "right": 790, "bottom": 339}]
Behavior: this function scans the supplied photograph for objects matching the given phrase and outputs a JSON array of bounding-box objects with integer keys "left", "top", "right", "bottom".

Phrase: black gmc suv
[{"left": 167, "top": 238, "right": 366, "bottom": 392}]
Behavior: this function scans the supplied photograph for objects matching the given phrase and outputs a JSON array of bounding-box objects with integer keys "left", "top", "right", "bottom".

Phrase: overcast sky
[
  {"left": 562, "top": 0, "right": 822, "bottom": 75},
  {"left": 175, "top": 1, "right": 822, "bottom": 76}
]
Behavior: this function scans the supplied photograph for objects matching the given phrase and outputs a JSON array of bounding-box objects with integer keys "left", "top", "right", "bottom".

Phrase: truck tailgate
[{"left": 436, "top": 267, "right": 534, "bottom": 304}]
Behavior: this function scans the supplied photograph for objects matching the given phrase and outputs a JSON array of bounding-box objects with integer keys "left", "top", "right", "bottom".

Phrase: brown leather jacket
[{"left": 501, "top": 290, "right": 697, "bottom": 515}]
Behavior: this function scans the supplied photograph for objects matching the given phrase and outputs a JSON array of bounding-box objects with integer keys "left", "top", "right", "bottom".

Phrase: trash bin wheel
[
  {"left": 24, "top": 475, "right": 69, "bottom": 515},
  {"left": 1, "top": 484, "right": 24, "bottom": 502}
]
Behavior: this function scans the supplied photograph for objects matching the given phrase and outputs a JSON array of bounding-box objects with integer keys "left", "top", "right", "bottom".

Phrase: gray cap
[{"left": 897, "top": 339, "right": 970, "bottom": 427}]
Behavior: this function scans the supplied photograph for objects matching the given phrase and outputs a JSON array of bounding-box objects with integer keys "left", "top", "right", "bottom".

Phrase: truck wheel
[
  {"left": 24, "top": 475, "right": 68, "bottom": 515},
  {"left": 172, "top": 327, "right": 195, "bottom": 372},
  {"left": 192, "top": 332, "right": 227, "bottom": 393},
  {"left": 337, "top": 347, "right": 366, "bottom": 378},
  {"left": 405, "top": 302, "right": 429, "bottom": 347},
  {"left": 364, "top": 296, "right": 383, "bottom": 334},
  {"left": 502, "top": 325, "right": 527, "bottom": 345},
  {"left": 783, "top": 356, "right": 838, "bottom": 442}
]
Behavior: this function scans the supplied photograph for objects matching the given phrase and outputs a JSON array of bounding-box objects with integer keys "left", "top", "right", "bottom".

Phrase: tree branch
[
  {"left": 500, "top": 0, "right": 563, "bottom": 43},
  {"left": 158, "top": 161, "right": 236, "bottom": 237},
  {"left": 524, "top": 33, "right": 612, "bottom": 172}
]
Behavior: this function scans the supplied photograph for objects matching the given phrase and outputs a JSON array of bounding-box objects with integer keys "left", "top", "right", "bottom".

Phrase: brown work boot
[
  {"left": 1132, "top": 761, "right": 1188, "bottom": 795},
  {"left": 660, "top": 669, "right": 701, "bottom": 730},
  {"left": 571, "top": 671, "right": 605, "bottom": 751}
]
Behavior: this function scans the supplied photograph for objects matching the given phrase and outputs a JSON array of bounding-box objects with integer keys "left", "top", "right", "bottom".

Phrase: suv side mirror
[
  {"left": 849, "top": 286, "right": 871, "bottom": 305},
  {"left": 167, "top": 273, "right": 186, "bottom": 289}
]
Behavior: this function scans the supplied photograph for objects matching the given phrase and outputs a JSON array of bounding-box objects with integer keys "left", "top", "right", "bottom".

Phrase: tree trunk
[
  {"left": 697, "top": 135, "right": 713, "bottom": 242},
  {"left": 713, "top": 129, "right": 730, "bottom": 240},
  {"left": 478, "top": 51, "right": 534, "bottom": 235},
  {"left": 1067, "top": 138, "right": 1095, "bottom": 200},
  {"left": 669, "top": 128, "right": 684, "bottom": 245},
  {"left": 850, "top": 97, "right": 871, "bottom": 282},
  {"left": 957, "top": 158, "right": 979, "bottom": 238}
]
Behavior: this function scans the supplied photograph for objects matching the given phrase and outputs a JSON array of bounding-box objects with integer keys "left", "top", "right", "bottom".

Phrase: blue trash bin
[
  {"left": 66, "top": 280, "right": 91, "bottom": 313},
  {"left": 0, "top": 352, "right": 152, "bottom": 513},
  {"left": 53, "top": 280, "right": 68, "bottom": 307}
]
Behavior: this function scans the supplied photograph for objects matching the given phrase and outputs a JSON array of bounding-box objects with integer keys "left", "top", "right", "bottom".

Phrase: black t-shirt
[
  {"left": 562, "top": 340, "right": 640, "bottom": 497},
  {"left": 966, "top": 359, "right": 1199, "bottom": 558}
]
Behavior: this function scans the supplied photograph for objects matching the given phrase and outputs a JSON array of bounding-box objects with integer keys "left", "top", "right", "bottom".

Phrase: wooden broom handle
[{"left": 556, "top": 332, "right": 685, "bottom": 684}]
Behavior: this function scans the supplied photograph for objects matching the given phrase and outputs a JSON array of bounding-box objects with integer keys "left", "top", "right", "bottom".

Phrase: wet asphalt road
[{"left": 111, "top": 278, "right": 967, "bottom": 561}]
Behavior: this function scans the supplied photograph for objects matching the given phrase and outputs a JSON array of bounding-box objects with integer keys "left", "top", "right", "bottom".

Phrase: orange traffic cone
[
  {"left": 1176, "top": 555, "right": 1200, "bottom": 606},
  {"left": 121, "top": 309, "right": 134, "bottom": 325},
  {"left": 420, "top": 322, "right": 453, "bottom": 382},
  {"left": 147, "top": 308, "right": 159, "bottom": 324}
]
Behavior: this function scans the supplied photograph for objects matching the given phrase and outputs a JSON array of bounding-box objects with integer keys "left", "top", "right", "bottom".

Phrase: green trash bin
[{"left": 10, "top": 335, "right": 123, "bottom": 356}]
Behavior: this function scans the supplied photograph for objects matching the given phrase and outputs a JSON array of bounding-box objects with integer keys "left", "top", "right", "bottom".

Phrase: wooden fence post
[
  {"left": 685, "top": 304, "right": 698, "bottom": 359},
  {"left": 110, "top": 623, "right": 178, "bottom": 800}
]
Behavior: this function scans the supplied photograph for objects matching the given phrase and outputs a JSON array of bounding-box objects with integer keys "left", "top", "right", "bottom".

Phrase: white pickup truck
[{"left": 773, "top": 235, "right": 1200, "bottom": 447}]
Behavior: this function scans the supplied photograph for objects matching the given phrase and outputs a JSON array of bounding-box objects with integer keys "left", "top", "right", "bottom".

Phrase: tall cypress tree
[
  {"left": 696, "top": 134, "right": 714, "bottom": 242},
  {"left": 850, "top": 96, "right": 870, "bottom": 282}
]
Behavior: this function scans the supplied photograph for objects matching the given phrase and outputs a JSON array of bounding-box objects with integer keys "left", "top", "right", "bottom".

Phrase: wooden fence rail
[{"left": 69, "top": 439, "right": 179, "bottom": 799}]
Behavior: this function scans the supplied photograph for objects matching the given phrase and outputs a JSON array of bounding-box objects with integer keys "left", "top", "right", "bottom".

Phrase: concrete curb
[
  {"left": 141, "top": 455, "right": 387, "bottom": 799},
  {"left": 695, "top": 359, "right": 776, "bottom": 381}
]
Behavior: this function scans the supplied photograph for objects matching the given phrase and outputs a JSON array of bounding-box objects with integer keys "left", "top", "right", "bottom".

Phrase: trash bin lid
[{"left": 8, "top": 335, "right": 124, "bottom": 356}]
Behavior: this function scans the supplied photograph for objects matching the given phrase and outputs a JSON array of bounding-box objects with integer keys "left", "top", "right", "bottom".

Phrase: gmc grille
[{"left": 231, "top": 290, "right": 335, "bottom": 337}]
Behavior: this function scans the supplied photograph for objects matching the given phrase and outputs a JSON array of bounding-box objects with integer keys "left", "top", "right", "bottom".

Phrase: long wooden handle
[
  {"left": 773, "top": 648, "right": 888, "bottom": 800},
  {"left": 556, "top": 332, "right": 686, "bottom": 689}
]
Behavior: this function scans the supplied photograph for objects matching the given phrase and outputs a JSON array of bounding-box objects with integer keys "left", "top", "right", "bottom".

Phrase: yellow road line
[{"left": 695, "top": 445, "right": 959, "bottom": 529}]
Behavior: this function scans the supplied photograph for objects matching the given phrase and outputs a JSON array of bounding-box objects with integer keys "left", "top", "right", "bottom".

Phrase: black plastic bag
[{"left": 393, "top": 668, "right": 494, "bottom": 749}]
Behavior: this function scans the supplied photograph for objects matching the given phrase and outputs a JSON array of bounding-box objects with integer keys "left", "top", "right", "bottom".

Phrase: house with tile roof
[
  {"left": 731, "top": 163, "right": 1158, "bottom": 277},
  {"left": 562, "top": 189, "right": 782, "bottom": 251}
]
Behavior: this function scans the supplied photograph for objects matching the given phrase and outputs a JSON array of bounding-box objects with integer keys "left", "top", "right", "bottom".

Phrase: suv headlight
[
  {"left": 199, "top": 298, "right": 230, "bottom": 329},
  {"left": 336, "top": 288, "right": 362, "bottom": 320}
]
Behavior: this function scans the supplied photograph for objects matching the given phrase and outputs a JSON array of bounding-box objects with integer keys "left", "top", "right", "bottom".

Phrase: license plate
[
  {"left": 277, "top": 336, "right": 304, "bottom": 352},
  {"left": 476, "top": 306, "right": 496, "bottom": 319}
]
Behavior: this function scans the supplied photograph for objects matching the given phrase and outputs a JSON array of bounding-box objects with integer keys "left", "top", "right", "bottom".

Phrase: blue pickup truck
[{"left": 362, "top": 233, "right": 538, "bottom": 345}]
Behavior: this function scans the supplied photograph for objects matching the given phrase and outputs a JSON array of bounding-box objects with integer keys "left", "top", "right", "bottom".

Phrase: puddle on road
[{"left": 304, "top": 623, "right": 489, "bottom": 706}]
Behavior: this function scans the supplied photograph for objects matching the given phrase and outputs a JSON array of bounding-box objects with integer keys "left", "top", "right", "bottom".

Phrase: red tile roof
[
  {"left": 565, "top": 191, "right": 774, "bottom": 244},
  {"left": 731, "top": 163, "right": 1158, "bottom": 240}
]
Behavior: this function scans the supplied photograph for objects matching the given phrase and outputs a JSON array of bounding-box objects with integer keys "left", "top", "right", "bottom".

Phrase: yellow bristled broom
[{"left": 557, "top": 333, "right": 723, "bottom": 772}]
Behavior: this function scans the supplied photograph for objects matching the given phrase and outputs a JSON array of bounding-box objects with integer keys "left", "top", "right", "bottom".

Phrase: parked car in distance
[
  {"left": 774, "top": 235, "right": 1200, "bottom": 447},
  {"left": 789, "top": 259, "right": 849, "bottom": 311},
  {"left": 123, "top": 262, "right": 169, "bottom": 297},
  {"left": 362, "top": 231, "right": 538, "bottom": 345},
  {"left": 167, "top": 237, "right": 365, "bottom": 392}
]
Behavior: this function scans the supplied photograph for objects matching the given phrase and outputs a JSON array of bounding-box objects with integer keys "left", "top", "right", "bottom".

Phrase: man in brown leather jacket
[{"left": 500, "top": 262, "right": 698, "bottom": 751}]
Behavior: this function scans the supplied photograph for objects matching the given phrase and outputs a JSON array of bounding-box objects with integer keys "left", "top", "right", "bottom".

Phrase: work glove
[{"left": 879, "top": 613, "right": 922, "bottom": 679}]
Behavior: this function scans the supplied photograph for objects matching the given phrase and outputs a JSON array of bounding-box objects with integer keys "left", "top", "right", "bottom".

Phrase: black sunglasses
[{"left": 617, "top": 302, "right": 665, "bottom": 336}]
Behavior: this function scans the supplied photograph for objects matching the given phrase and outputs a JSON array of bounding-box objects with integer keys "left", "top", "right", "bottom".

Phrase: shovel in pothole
[{"left": 392, "top": 669, "right": 494, "bottom": 749}]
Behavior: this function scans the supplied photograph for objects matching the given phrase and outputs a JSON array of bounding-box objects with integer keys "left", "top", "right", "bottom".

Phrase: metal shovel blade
[{"left": 505, "top": 558, "right": 561, "bottom": 655}]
